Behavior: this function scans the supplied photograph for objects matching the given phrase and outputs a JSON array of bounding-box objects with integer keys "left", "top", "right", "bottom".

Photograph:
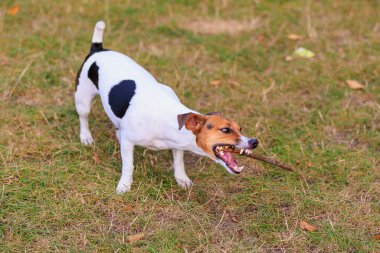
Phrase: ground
[{"left": 0, "top": 0, "right": 379, "bottom": 252}]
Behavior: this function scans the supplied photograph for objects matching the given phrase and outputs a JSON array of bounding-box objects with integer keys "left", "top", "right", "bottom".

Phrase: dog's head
[{"left": 178, "top": 112, "right": 259, "bottom": 174}]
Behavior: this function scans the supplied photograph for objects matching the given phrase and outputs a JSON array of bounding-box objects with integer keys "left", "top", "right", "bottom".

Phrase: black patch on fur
[
  {"left": 91, "top": 42, "right": 103, "bottom": 53},
  {"left": 207, "top": 124, "right": 213, "bottom": 129},
  {"left": 75, "top": 47, "right": 108, "bottom": 91},
  {"left": 108, "top": 80, "right": 136, "bottom": 118},
  {"left": 88, "top": 62, "right": 99, "bottom": 89}
]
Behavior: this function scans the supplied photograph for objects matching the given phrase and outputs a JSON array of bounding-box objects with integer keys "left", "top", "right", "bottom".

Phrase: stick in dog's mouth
[
  {"left": 214, "top": 145, "right": 294, "bottom": 173},
  {"left": 213, "top": 145, "right": 252, "bottom": 174}
]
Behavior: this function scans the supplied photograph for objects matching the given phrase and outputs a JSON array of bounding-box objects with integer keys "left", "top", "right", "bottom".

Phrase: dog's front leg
[
  {"left": 116, "top": 133, "right": 134, "bottom": 194},
  {"left": 172, "top": 149, "right": 192, "bottom": 190}
]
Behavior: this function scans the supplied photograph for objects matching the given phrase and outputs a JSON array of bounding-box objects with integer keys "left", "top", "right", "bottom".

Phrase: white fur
[{"left": 92, "top": 21, "right": 105, "bottom": 43}]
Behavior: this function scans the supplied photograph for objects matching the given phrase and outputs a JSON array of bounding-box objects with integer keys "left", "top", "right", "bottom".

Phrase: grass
[{"left": 1, "top": 0, "right": 379, "bottom": 252}]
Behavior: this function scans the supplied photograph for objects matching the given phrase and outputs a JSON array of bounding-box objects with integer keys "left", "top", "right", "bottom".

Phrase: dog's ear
[
  {"left": 177, "top": 113, "right": 207, "bottom": 133},
  {"left": 177, "top": 113, "right": 191, "bottom": 130}
]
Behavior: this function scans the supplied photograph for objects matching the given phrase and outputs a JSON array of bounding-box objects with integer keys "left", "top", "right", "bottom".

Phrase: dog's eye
[{"left": 220, "top": 128, "right": 231, "bottom": 134}]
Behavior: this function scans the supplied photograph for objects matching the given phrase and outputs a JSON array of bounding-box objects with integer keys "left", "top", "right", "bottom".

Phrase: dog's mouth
[{"left": 213, "top": 145, "right": 249, "bottom": 174}]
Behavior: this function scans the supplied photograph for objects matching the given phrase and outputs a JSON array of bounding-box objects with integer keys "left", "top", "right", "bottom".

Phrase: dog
[{"left": 75, "top": 21, "right": 259, "bottom": 194}]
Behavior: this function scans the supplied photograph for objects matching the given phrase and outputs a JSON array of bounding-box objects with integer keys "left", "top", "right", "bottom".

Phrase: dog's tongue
[{"left": 223, "top": 151, "right": 237, "bottom": 168}]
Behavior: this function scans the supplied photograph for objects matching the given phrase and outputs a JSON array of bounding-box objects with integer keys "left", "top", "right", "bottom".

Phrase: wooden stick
[
  {"left": 226, "top": 148, "right": 294, "bottom": 172},
  {"left": 243, "top": 152, "right": 294, "bottom": 171}
]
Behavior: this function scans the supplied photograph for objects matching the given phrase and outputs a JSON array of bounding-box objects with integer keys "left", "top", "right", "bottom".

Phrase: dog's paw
[
  {"left": 116, "top": 184, "right": 130, "bottom": 194},
  {"left": 80, "top": 133, "right": 94, "bottom": 145},
  {"left": 116, "top": 178, "right": 133, "bottom": 194},
  {"left": 175, "top": 176, "right": 192, "bottom": 190}
]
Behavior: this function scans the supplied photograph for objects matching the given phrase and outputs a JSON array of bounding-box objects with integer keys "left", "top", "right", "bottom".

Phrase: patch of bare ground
[{"left": 180, "top": 15, "right": 267, "bottom": 35}]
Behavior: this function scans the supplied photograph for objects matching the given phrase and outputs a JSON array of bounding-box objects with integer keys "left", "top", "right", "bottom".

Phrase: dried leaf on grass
[
  {"left": 294, "top": 47, "right": 315, "bottom": 58},
  {"left": 299, "top": 221, "right": 317, "bottom": 231},
  {"left": 287, "top": 33, "right": 302, "bottom": 40},
  {"left": 228, "top": 79, "right": 240, "bottom": 87},
  {"left": 285, "top": 56, "right": 293, "bottom": 61},
  {"left": 92, "top": 153, "right": 100, "bottom": 164},
  {"left": 346, "top": 80, "right": 364, "bottom": 90},
  {"left": 231, "top": 216, "right": 238, "bottom": 223},
  {"left": 122, "top": 204, "right": 134, "bottom": 212},
  {"left": 210, "top": 79, "right": 221, "bottom": 87},
  {"left": 128, "top": 233, "right": 144, "bottom": 243},
  {"left": 2, "top": 175, "right": 19, "bottom": 185},
  {"left": 7, "top": 5, "right": 20, "bottom": 16},
  {"left": 257, "top": 35, "right": 265, "bottom": 43},
  {"left": 374, "top": 234, "right": 380, "bottom": 240},
  {"left": 1, "top": 57, "right": 10, "bottom": 65}
]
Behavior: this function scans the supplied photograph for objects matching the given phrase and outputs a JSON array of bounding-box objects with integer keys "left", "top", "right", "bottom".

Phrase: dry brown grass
[{"left": 1, "top": 0, "right": 380, "bottom": 252}]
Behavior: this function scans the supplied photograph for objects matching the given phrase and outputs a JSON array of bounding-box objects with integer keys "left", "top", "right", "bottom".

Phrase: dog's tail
[{"left": 90, "top": 21, "right": 106, "bottom": 53}]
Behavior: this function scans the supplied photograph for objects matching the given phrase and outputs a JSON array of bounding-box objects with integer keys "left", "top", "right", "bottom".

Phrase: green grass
[{"left": 1, "top": 0, "right": 379, "bottom": 252}]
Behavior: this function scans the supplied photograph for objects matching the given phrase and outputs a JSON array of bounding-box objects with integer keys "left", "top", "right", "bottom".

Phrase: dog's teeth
[
  {"left": 245, "top": 149, "right": 252, "bottom": 155},
  {"left": 220, "top": 151, "right": 224, "bottom": 155},
  {"left": 234, "top": 166, "right": 244, "bottom": 172},
  {"left": 240, "top": 149, "right": 244, "bottom": 155}
]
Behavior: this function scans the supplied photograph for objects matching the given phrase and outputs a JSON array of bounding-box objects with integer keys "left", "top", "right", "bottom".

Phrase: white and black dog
[{"left": 75, "top": 21, "right": 258, "bottom": 194}]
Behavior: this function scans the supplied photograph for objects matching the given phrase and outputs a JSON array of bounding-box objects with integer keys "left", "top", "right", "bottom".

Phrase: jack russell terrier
[{"left": 75, "top": 21, "right": 259, "bottom": 194}]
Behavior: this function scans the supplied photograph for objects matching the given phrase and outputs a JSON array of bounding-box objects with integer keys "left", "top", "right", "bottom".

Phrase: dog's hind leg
[
  {"left": 75, "top": 80, "right": 98, "bottom": 145},
  {"left": 172, "top": 149, "right": 192, "bottom": 190}
]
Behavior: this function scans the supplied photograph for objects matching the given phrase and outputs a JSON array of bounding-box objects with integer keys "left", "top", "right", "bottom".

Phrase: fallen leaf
[
  {"left": 257, "top": 35, "right": 265, "bottom": 43},
  {"left": 299, "top": 221, "right": 317, "bottom": 231},
  {"left": 210, "top": 79, "right": 221, "bottom": 87},
  {"left": 2, "top": 175, "right": 19, "bottom": 185},
  {"left": 7, "top": 5, "right": 20, "bottom": 16},
  {"left": 287, "top": 33, "right": 302, "bottom": 40},
  {"left": 92, "top": 153, "right": 100, "bottom": 164},
  {"left": 1, "top": 59, "right": 10, "bottom": 65},
  {"left": 122, "top": 204, "right": 134, "bottom": 212},
  {"left": 374, "top": 234, "right": 380, "bottom": 240},
  {"left": 346, "top": 80, "right": 364, "bottom": 90},
  {"left": 128, "top": 233, "right": 144, "bottom": 243},
  {"left": 228, "top": 79, "right": 240, "bottom": 87},
  {"left": 294, "top": 47, "right": 315, "bottom": 58},
  {"left": 231, "top": 216, "right": 238, "bottom": 223},
  {"left": 285, "top": 55, "right": 293, "bottom": 61}
]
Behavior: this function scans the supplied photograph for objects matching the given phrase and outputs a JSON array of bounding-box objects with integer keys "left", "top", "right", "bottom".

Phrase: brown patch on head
[
  {"left": 177, "top": 113, "right": 243, "bottom": 157},
  {"left": 197, "top": 115, "right": 242, "bottom": 157}
]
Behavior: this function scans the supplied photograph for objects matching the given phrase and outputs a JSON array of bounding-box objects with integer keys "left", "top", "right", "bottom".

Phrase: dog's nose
[{"left": 248, "top": 138, "right": 259, "bottom": 149}]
